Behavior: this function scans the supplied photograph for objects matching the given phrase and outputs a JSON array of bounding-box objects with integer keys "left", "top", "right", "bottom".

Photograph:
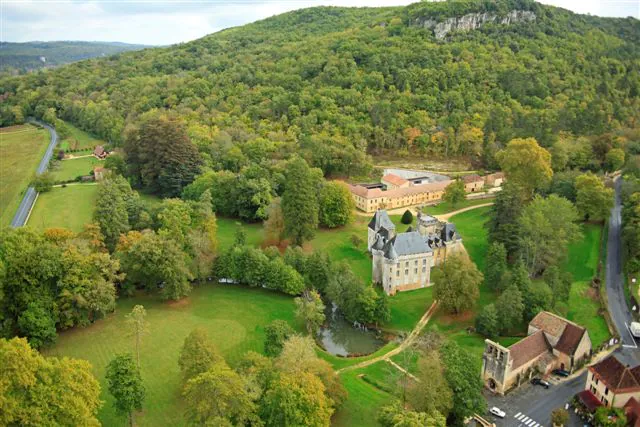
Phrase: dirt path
[
  {"left": 433, "top": 202, "right": 494, "bottom": 221},
  {"left": 336, "top": 301, "right": 439, "bottom": 374}
]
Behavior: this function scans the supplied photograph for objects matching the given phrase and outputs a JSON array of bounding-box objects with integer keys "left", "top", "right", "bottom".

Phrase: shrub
[
  {"left": 401, "top": 209, "right": 413, "bottom": 224},
  {"left": 350, "top": 234, "right": 363, "bottom": 248}
]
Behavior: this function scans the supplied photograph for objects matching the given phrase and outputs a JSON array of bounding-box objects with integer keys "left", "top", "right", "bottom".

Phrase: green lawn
[
  {"left": 448, "top": 205, "right": 492, "bottom": 272},
  {"left": 50, "top": 156, "right": 102, "bottom": 182},
  {"left": 28, "top": 185, "right": 98, "bottom": 232},
  {"left": 59, "top": 122, "right": 104, "bottom": 152},
  {"left": 217, "top": 217, "right": 265, "bottom": 251},
  {"left": 423, "top": 197, "right": 495, "bottom": 216},
  {"left": 387, "top": 287, "right": 434, "bottom": 332},
  {"left": 0, "top": 124, "right": 50, "bottom": 225},
  {"left": 333, "top": 368, "right": 391, "bottom": 427},
  {"left": 44, "top": 284, "right": 299, "bottom": 427}
]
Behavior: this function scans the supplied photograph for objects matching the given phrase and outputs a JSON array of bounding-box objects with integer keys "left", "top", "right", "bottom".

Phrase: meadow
[
  {"left": 0, "top": 124, "right": 49, "bottom": 225},
  {"left": 44, "top": 284, "right": 299, "bottom": 426},
  {"left": 28, "top": 184, "right": 99, "bottom": 232},
  {"left": 59, "top": 122, "right": 104, "bottom": 152}
]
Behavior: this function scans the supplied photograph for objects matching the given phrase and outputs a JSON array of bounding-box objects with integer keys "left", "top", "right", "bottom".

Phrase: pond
[{"left": 318, "top": 304, "right": 386, "bottom": 357}]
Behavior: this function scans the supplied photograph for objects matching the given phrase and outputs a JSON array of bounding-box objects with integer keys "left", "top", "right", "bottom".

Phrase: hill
[
  {"left": 0, "top": 41, "right": 149, "bottom": 73},
  {"left": 0, "top": 0, "right": 638, "bottom": 178}
]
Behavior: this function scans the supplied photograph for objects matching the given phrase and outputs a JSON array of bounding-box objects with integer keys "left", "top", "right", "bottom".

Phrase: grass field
[
  {"left": 0, "top": 124, "right": 50, "bottom": 225},
  {"left": 44, "top": 284, "right": 299, "bottom": 427},
  {"left": 59, "top": 122, "right": 103, "bottom": 152},
  {"left": 50, "top": 156, "right": 102, "bottom": 182},
  {"left": 28, "top": 185, "right": 98, "bottom": 232},
  {"left": 387, "top": 287, "right": 434, "bottom": 332},
  {"left": 423, "top": 196, "right": 494, "bottom": 216}
]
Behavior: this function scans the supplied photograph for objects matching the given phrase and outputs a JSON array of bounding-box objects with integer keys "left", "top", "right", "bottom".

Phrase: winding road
[{"left": 10, "top": 121, "right": 58, "bottom": 228}]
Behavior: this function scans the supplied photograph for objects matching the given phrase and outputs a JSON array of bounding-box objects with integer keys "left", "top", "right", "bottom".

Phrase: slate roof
[
  {"left": 382, "top": 231, "right": 432, "bottom": 260},
  {"left": 440, "top": 223, "right": 460, "bottom": 242},
  {"left": 589, "top": 356, "right": 640, "bottom": 393},
  {"left": 509, "top": 330, "right": 551, "bottom": 370},
  {"left": 368, "top": 210, "right": 395, "bottom": 232},
  {"left": 382, "top": 174, "right": 409, "bottom": 187}
]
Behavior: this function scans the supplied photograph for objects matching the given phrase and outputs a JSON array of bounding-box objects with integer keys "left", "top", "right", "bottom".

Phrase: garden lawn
[
  {"left": 448, "top": 205, "right": 491, "bottom": 272},
  {"left": 564, "top": 224, "right": 610, "bottom": 347},
  {"left": 386, "top": 287, "right": 434, "bottom": 332},
  {"left": 44, "top": 284, "right": 298, "bottom": 427},
  {"left": 59, "top": 122, "right": 104, "bottom": 152},
  {"left": 50, "top": 156, "right": 102, "bottom": 182},
  {"left": 27, "top": 184, "right": 98, "bottom": 232},
  {"left": 0, "top": 124, "right": 50, "bottom": 225},
  {"left": 423, "top": 196, "right": 495, "bottom": 216},
  {"left": 217, "top": 217, "right": 265, "bottom": 251},
  {"left": 333, "top": 367, "right": 392, "bottom": 427}
]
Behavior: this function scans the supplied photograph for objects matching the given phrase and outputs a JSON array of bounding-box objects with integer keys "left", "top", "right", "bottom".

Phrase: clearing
[
  {"left": 59, "top": 122, "right": 104, "bottom": 152},
  {"left": 28, "top": 184, "right": 99, "bottom": 232},
  {"left": 0, "top": 124, "right": 50, "bottom": 225},
  {"left": 50, "top": 156, "right": 103, "bottom": 182},
  {"left": 44, "top": 284, "right": 298, "bottom": 427}
]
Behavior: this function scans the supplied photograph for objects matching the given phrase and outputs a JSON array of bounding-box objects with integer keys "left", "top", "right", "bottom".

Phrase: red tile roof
[
  {"left": 625, "top": 397, "right": 640, "bottom": 427},
  {"left": 349, "top": 180, "right": 453, "bottom": 200},
  {"left": 589, "top": 356, "right": 640, "bottom": 394},
  {"left": 382, "top": 174, "right": 409, "bottom": 187},
  {"left": 578, "top": 390, "right": 603, "bottom": 412},
  {"left": 555, "top": 323, "right": 586, "bottom": 356},
  {"left": 509, "top": 330, "right": 551, "bottom": 370}
]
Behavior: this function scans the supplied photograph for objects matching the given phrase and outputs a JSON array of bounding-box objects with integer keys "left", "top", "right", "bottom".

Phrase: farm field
[
  {"left": 44, "top": 284, "right": 299, "bottom": 427},
  {"left": 50, "top": 156, "right": 102, "bottom": 181},
  {"left": 28, "top": 184, "right": 98, "bottom": 232},
  {"left": 59, "top": 122, "right": 104, "bottom": 152},
  {"left": 0, "top": 124, "right": 50, "bottom": 225}
]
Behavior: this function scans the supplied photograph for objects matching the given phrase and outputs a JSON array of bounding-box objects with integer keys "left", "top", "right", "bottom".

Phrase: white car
[{"left": 489, "top": 407, "right": 506, "bottom": 418}]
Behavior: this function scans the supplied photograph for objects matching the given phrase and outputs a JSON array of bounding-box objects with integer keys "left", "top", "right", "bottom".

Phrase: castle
[{"left": 368, "top": 210, "right": 462, "bottom": 295}]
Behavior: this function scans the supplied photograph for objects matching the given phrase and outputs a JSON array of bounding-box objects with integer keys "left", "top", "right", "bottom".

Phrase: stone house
[
  {"left": 482, "top": 312, "right": 591, "bottom": 395},
  {"left": 381, "top": 174, "right": 410, "bottom": 190},
  {"left": 462, "top": 174, "right": 485, "bottom": 192},
  {"left": 369, "top": 210, "right": 462, "bottom": 295},
  {"left": 585, "top": 356, "right": 640, "bottom": 408},
  {"left": 93, "top": 145, "right": 108, "bottom": 160},
  {"left": 93, "top": 166, "right": 108, "bottom": 181},
  {"left": 484, "top": 172, "right": 505, "bottom": 187}
]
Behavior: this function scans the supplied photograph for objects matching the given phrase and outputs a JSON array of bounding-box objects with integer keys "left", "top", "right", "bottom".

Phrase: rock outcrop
[{"left": 415, "top": 10, "right": 536, "bottom": 40}]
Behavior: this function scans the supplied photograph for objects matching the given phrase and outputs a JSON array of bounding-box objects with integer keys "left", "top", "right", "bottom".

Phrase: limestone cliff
[{"left": 415, "top": 10, "right": 536, "bottom": 39}]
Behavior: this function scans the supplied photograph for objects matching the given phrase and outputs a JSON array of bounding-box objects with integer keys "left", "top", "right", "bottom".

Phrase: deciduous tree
[
  {"left": 264, "top": 320, "right": 295, "bottom": 357},
  {"left": 126, "top": 305, "right": 148, "bottom": 369},
  {"left": 105, "top": 353, "right": 145, "bottom": 427},
  {"left": 496, "top": 138, "right": 553, "bottom": 196},
  {"left": 442, "top": 179, "right": 466, "bottom": 208},
  {"left": 575, "top": 173, "right": 614, "bottom": 221},
  {"left": 178, "top": 328, "right": 221, "bottom": 382},
  {"left": 432, "top": 254, "right": 482, "bottom": 315},
  {"left": 295, "top": 289, "right": 326, "bottom": 335},
  {"left": 318, "top": 181, "right": 354, "bottom": 228}
]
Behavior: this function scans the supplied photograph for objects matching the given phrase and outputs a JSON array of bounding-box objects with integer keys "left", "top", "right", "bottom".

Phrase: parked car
[
  {"left": 531, "top": 378, "right": 550, "bottom": 388},
  {"left": 489, "top": 407, "right": 506, "bottom": 418},
  {"left": 553, "top": 369, "right": 570, "bottom": 377}
]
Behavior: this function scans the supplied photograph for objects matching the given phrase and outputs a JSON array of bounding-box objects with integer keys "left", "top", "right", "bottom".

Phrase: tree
[
  {"left": 475, "top": 303, "right": 500, "bottom": 339},
  {"left": 350, "top": 234, "right": 363, "bottom": 249},
  {"left": 305, "top": 251, "right": 332, "bottom": 292},
  {"left": 605, "top": 148, "right": 625, "bottom": 172},
  {"left": 126, "top": 305, "right": 148, "bottom": 369},
  {"left": 282, "top": 156, "right": 320, "bottom": 246},
  {"left": 594, "top": 406, "right": 627, "bottom": 427},
  {"left": 551, "top": 408, "right": 569, "bottom": 426},
  {"left": 495, "top": 286, "right": 524, "bottom": 333},
  {"left": 264, "top": 198, "right": 285, "bottom": 245},
  {"left": 407, "top": 351, "right": 453, "bottom": 418},
  {"left": 260, "top": 371, "right": 333, "bottom": 427},
  {"left": 295, "top": 289, "right": 326, "bottom": 335},
  {"left": 318, "top": 181, "right": 354, "bottom": 228},
  {"left": 17, "top": 301, "right": 57, "bottom": 349},
  {"left": 182, "top": 361, "right": 257, "bottom": 426},
  {"left": 439, "top": 341, "right": 486, "bottom": 426},
  {"left": 105, "top": 353, "right": 145, "bottom": 427},
  {"left": 104, "top": 153, "right": 126, "bottom": 176},
  {"left": 378, "top": 403, "right": 446, "bottom": 427},
  {"left": 178, "top": 328, "right": 221, "bottom": 382},
  {"left": 117, "top": 231, "right": 193, "bottom": 300},
  {"left": 124, "top": 112, "right": 202, "bottom": 197},
  {"left": 0, "top": 337, "right": 102, "bottom": 426},
  {"left": 264, "top": 320, "right": 295, "bottom": 357},
  {"left": 32, "top": 172, "right": 54, "bottom": 192},
  {"left": 485, "top": 242, "right": 507, "bottom": 291},
  {"left": 575, "top": 173, "right": 614, "bottom": 221},
  {"left": 94, "top": 178, "right": 130, "bottom": 251},
  {"left": 401, "top": 209, "right": 413, "bottom": 225},
  {"left": 487, "top": 182, "right": 526, "bottom": 258},
  {"left": 518, "top": 195, "right": 581, "bottom": 274},
  {"left": 496, "top": 138, "right": 553, "bottom": 196},
  {"left": 442, "top": 179, "right": 466, "bottom": 208},
  {"left": 432, "top": 254, "right": 482, "bottom": 315},
  {"left": 543, "top": 266, "right": 572, "bottom": 303}
]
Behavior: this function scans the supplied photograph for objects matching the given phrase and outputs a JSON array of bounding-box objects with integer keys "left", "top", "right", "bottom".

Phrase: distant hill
[{"left": 0, "top": 41, "right": 150, "bottom": 72}]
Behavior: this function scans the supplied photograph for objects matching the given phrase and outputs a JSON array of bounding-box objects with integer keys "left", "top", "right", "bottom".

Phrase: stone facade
[
  {"left": 586, "top": 356, "right": 640, "bottom": 408},
  {"left": 482, "top": 312, "right": 591, "bottom": 395},
  {"left": 369, "top": 210, "right": 462, "bottom": 295}
]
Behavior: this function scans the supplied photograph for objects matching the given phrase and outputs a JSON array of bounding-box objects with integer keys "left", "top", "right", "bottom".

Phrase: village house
[
  {"left": 461, "top": 174, "right": 485, "bottom": 192},
  {"left": 93, "top": 145, "right": 108, "bottom": 160},
  {"left": 368, "top": 210, "right": 462, "bottom": 295},
  {"left": 482, "top": 312, "right": 591, "bottom": 395},
  {"left": 93, "top": 166, "right": 108, "bottom": 181},
  {"left": 484, "top": 172, "right": 505, "bottom": 188},
  {"left": 583, "top": 356, "right": 640, "bottom": 408}
]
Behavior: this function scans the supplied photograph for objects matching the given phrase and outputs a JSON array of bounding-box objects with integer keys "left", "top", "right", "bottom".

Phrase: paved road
[
  {"left": 10, "top": 121, "right": 58, "bottom": 228},
  {"left": 487, "top": 373, "right": 586, "bottom": 427}
]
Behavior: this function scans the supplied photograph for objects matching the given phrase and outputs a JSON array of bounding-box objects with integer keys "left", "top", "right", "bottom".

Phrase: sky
[{"left": 2, "top": 0, "right": 639, "bottom": 46}]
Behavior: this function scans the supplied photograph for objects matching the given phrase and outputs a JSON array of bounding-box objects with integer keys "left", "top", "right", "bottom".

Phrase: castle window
[
  {"left": 396, "top": 270, "right": 399, "bottom": 277},
  {"left": 404, "top": 269, "right": 408, "bottom": 275},
  {"left": 414, "top": 260, "right": 418, "bottom": 266},
  {"left": 414, "top": 268, "right": 417, "bottom": 274},
  {"left": 422, "top": 267, "right": 426, "bottom": 273},
  {"left": 405, "top": 262, "right": 409, "bottom": 267},
  {"left": 605, "top": 387, "right": 608, "bottom": 395},
  {"left": 423, "top": 259, "right": 426, "bottom": 265}
]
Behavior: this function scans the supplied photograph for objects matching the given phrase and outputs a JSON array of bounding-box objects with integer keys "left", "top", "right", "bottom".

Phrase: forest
[{"left": 1, "top": 0, "right": 638, "bottom": 183}]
